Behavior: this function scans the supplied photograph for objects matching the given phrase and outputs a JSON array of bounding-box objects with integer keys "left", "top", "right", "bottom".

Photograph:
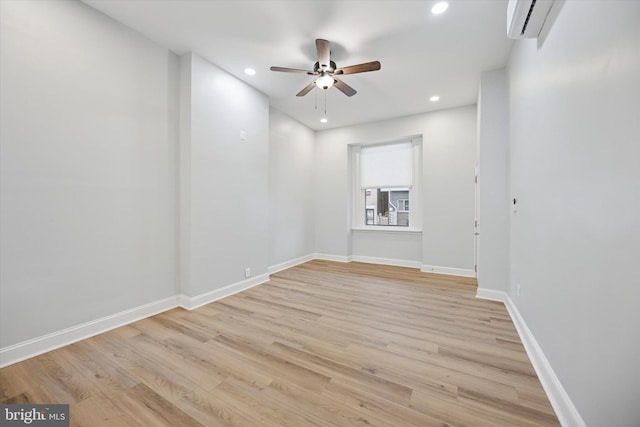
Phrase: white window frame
[{"left": 351, "top": 136, "right": 422, "bottom": 232}]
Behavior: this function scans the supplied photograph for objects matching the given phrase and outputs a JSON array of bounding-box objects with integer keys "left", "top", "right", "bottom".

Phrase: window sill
[{"left": 352, "top": 227, "right": 422, "bottom": 234}]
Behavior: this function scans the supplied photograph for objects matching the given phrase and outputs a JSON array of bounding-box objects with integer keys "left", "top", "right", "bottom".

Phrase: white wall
[
  {"left": 0, "top": 0, "right": 179, "bottom": 347},
  {"left": 507, "top": 1, "right": 640, "bottom": 425},
  {"left": 315, "top": 106, "right": 477, "bottom": 272},
  {"left": 179, "top": 53, "right": 269, "bottom": 297},
  {"left": 268, "top": 108, "right": 315, "bottom": 269},
  {"left": 421, "top": 107, "right": 477, "bottom": 274},
  {"left": 477, "top": 69, "right": 509, "bottom": 293},
  {"left": 314, "top": 127, "right": 352, "bottom": 259},
  {"left": 351, "top": 230, "right": 422, "bottom": 268}
]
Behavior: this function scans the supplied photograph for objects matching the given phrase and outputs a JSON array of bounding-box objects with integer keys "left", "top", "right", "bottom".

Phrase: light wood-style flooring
[{"left": 0, "top": 260, "right": 559, "bottom": 426}]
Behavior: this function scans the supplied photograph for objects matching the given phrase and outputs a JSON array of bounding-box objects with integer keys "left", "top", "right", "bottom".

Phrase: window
[
  {"left": 365, "top": 188, "right": 409, "bottom": 226},
  {"left": 351, "top": 137, "right": 422, "bottom": 230}
]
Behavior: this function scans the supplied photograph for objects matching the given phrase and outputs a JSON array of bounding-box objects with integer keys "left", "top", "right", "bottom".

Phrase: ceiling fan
[{"left": 270, "top": 39, "right": 381, "bottom": 97}]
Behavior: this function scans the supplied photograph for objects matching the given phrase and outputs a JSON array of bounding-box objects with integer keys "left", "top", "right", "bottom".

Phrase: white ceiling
[{"left": 83, "top": 0, "right": 513, "bottom": 130}]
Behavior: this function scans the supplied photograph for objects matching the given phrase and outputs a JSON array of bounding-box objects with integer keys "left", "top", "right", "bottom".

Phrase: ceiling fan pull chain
[{"left": 324, "top": 91, "right": 327, "bottom": 116}]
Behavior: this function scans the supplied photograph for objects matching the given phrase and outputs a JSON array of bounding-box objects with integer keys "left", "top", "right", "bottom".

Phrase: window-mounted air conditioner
[{"left": 507, "top": 0, "right": 556, "bottom": 39}]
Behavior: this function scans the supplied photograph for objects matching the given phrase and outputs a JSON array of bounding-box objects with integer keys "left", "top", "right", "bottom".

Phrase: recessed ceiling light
[
  {"left": 430, "top": 95, "right": 440, "bottom": 102},
  {"left": 244, "top": 68, "right": 256, "bottom": 76},
  {"left": 431, "top": 1, "right": 449, "bottom": 14},
  {"left": 320, "top": 117, "right": 328, "bottom": 123}
]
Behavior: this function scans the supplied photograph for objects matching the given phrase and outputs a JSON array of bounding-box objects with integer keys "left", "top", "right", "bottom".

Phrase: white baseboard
[
  {"left": 475, "top": 290, "right": 586, "bottom": 427},
  {"left": 276, "top": 254, "right": 469, "bottom": 277},
  {"left": 476, "top": 287, "right": 508, "bottom": 302},
  {"left": 420, "top": 264, "right": 476, "bottom": 277},
  {"left": 0, "top": 296, "right": 178, "bottom": 368},
  {"left": 178, "top": 273, "right": 270, "bottom": 311},
  {"left": 0, "top": 255, "right": 481, "bottom": 369},
  {"left": 268, "top": 254, "right": 315, "bottom": 275},
  {"left": 306, "top": 255, "right": 470, "bottom": 276},
  {"left": 314, "top": 253, "right": 352, "bottom": 263},
  {"left": 351, "top": 255, "right": 421, "bottom": 269},
  {"left": 0, "top": 273, "right": 273, "bottom": 368},
  {"left": 504, "top": 297, "right": 586, "bottom": 427}
]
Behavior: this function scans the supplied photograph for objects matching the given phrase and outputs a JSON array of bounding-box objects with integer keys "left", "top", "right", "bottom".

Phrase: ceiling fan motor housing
[{"left": 313, "top": 60, "right": 337, "bottom": 73}]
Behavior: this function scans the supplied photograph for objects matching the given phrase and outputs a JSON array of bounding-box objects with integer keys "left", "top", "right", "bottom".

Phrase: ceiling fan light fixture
[
  {"left": 315, "top": 74, "right": 335, "bottom": 90},
  {"left": 431, "top": 1, "right": 449, "bottom": 14}
]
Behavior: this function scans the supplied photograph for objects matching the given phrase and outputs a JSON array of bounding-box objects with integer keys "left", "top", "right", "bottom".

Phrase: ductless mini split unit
[{"left": 507, "top": 0, "right": 556, "bottom": 39}]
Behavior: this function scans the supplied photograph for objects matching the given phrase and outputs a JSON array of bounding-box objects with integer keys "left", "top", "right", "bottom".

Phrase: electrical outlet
[{"left": 245, "top": 268, "right": 251, "bottom": 278}]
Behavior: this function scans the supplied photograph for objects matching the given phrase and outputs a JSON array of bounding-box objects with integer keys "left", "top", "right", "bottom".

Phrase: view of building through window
[
  {"left": 354, "top": 139, "right": 419, "bottom": 229},
  {"left": 365, "top": 188, "right": 410, "bottom": 226}
]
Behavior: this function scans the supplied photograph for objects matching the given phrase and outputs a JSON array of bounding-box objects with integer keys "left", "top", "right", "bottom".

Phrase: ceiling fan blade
[
  {"left": 296, "top": 80, "right": 317, "bottom": 97},
  {"left": 334, "top": 78, "right": 357, "bottom": 97},
  {"left": 316, "top": 39, "right": 331, "bottom": 70},
  {"left": 270, "top": 66, "right": 315, "bottom": 75},
  {"left": 334, "top": 61, "right": 381, "bottom": 75}
]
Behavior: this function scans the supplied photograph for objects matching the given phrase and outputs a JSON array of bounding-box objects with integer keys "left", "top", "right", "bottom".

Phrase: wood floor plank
[
  {"left": 323, "top": 379, "right": 446, "bottom": 427},
  {"left": 71, "top": 395, "right": 133, "bottom": 427},
  {"left": 178, "top": 384, "right": 267, "bottom": 427},
  {"left": 112, "top": 383, "right": 204, "bottom": 427},
  {"left": 263, "top": 377, "right": 366, "bottom": 427},
  {"left": 0, "top": 260, "right": 559, "bottom": 425},
  {"left": 212, "top": 334, "right": 332, "bottom": 394}
]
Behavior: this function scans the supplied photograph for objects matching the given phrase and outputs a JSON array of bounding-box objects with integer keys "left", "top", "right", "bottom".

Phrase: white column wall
[
  {"left": 507, "top": 1, "right": 640, "bottom": 424},
  {"left": 179, "top": 53, "right": 270, "bottom": 297},
  {"left": 0, "top": 0, "right": 179, "bottom": 347},
  {"left": 268, "top": 108, "right": 316, "bottom": 269},
  {"left": 477, "top": 68, "right": 509, "bottom": 293}
]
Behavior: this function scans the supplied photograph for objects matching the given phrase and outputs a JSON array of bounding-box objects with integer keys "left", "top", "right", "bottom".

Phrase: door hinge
[{"left": 474, "top": 264, "right": 477, "bottom": 273}]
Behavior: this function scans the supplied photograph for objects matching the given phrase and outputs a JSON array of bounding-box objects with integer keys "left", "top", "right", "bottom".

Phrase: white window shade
[{"left": 360, "top": 142, "right": 412, "bottom": 188}]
